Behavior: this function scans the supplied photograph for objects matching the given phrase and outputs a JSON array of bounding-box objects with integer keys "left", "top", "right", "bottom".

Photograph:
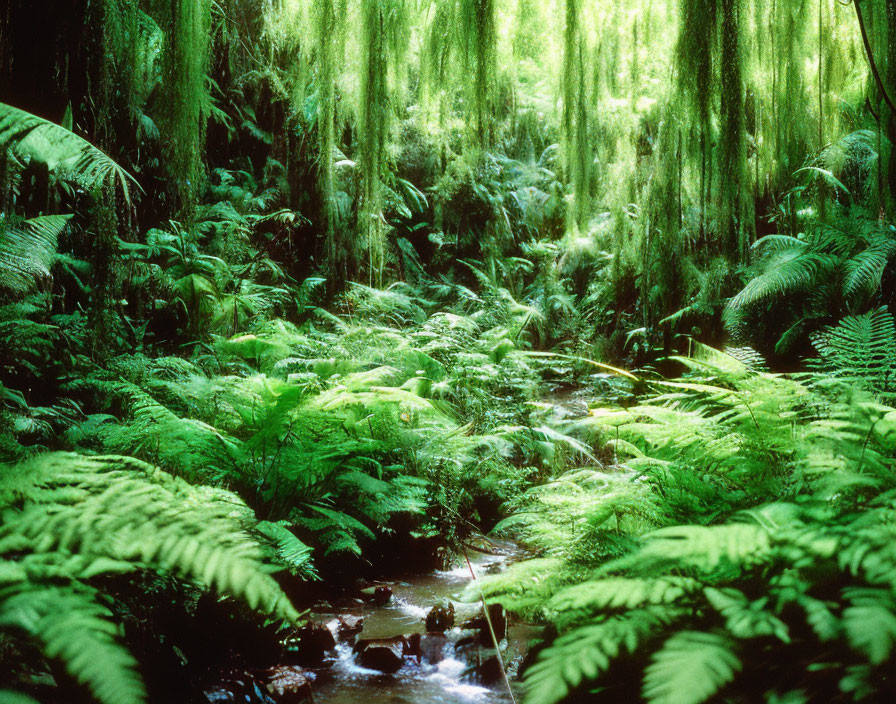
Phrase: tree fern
[
  {"left": 726, "top": 242, "right": 835, "bottom": 311},
  {"left": 843, "top": 235, "right": 896, "bottom": 306}
]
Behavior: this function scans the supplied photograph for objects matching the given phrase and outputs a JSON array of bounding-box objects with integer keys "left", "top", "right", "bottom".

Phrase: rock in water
[
  {"left": 425, "top": 601, "right": 455, "bottom": 632},
  {"left": 283, "top": 622, "right": 336, "bottom": 664},
  {"left": 203, "top": 673, "right": 274, "bottom": 703},
  {"left": 475, "top": 653, "right": 504, "bottom": 685},
  {"left": 336, "top": 615, "right": 364, "bottom": 643},
  {"left": 353, "top": 636, "right": 409, "bottom": 673},
  {"left": 359, "top": 585, "right": 392, "bottom": 605},
  {"left": 259, "top": 666, "right": 313, "bottom": 703}
]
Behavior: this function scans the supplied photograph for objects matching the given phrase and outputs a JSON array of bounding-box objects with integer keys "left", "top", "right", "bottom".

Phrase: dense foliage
[{"left": 3, "top": 0, "right": 896, "bottom": 703}]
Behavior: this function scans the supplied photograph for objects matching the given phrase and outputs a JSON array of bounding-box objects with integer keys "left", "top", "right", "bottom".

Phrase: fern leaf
[
  {"left": 548, "top": 577, "right": 701, "bottom": 623},
  {"left": 524, "top": 609, "right": 673, "bottom": 704},
  {"left": 810, "top": 307, "right": 896, "bottom": 392},
  {"left": 844, "top": 237, "right": 896, "bottom": 305},
  {"left": 642, "top": 631, "right": 741, "bottom": 704},
  {"left": 0, "top": 215, "right": 72, "bottom": 295},
  {"left": 0, "top": 691, "right": 40, "bottom": 704},
  {"left": 726, "top": 249, "right": 835, "bottom": 312},
  {"left": 704, "top": 587, "right": 789, "bottom": 642},
  {"left": 0, "top": 584, "right": 146, "bottom": 704},
  {"left": 605, "top": 524, "right": 772, "bottom": 575},
  {"left": 842, "top": 588, "right": 896, "bottom": 664}
]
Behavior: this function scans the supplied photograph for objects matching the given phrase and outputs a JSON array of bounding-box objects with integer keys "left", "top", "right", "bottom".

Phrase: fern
[
  {"left": 496, "top": 347, "right": 896, "bottom": 704},
  {"left": 844, "top": 236, "right": 896, "bottom": 305},
  {"left": 842, "top": 588, "right": 896, "bottom": 665},
  {"left": 0, "top": 583, "right": 146, "bottom": 704},
  {"left": 525, "top": 609, "right": 676, "bottom": 704},
  {"left": 642, "top": 631, "right": 741, "bottom": 704},
  {"left": 0, "top": 215, "right": 72, "bottom": 296},
  {"left": 0, "top": 452, "right": 302, "bottom": 704},
  {"left": 726, "top": 243, "right": 835, "bottom": 311},
  {"left": 810, "top": 307, "right": 896, "bottom": 394},
  {"left": 255, "top": 520, "right": 316, "bottom": 578},
  {"left": 726, "top": 207, "right": 896, "bottom": 350},
  {"left": 547, "top": 577, "right": 702, "bottom": 626}
]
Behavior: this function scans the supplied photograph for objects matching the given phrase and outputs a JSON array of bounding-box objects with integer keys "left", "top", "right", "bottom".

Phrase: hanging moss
[
  {"left": 420, "top": 0, "right": 498, "bottom": 150},
  {"left": 154, "top": 0, "right": 212, "bottom": 218},
  {"left": 886, "top": 0, "right": 896, "bottom": 212},
  {"left": 676, "top": 0, "right": 717, "bottom": 239},
  {"left": 358, "top": 0, "right": 409, "bottom": 285},
  {"left": 562, "top": 0, "right": 591, "bottom": 231},
  {"left": 314, "top": 0, "right": 344, "bottom": 274},
  {"left": 465, "top": 0, "right": 498, "bottom": 146},
  {"left": 718, "top": 0, "right": 745, "bottom": 257}
]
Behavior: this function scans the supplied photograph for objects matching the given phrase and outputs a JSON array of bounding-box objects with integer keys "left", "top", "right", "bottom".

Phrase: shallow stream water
[{"left": 309, "top": 548, "right": 530, "bottom": 703}]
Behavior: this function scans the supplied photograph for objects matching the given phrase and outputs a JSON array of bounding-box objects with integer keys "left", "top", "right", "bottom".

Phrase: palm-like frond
[
  {"left": 0, "top": 103, "right": 138, "bottom": 201},
  {"left": 726, "top": 244, "right": 835, "bottom": 312}
]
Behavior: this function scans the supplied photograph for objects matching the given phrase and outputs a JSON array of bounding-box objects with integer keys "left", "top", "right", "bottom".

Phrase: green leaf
[{"left": 642, "top": 631, "right": 741, "bottom": 704}]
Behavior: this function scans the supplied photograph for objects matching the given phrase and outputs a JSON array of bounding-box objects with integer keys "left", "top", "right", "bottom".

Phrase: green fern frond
[
  {"left": 0, "top": 215, "right": 72, "bottom": 295},
  {"left": 0, "top": 452, "right": 304, "bottom": 704},
  {"left": 524, "top": 608, "right": 675, "bottom": 704},
  {"left": 726, "top": 248, "right": 835, "bottom": 312},
  {"left": 255, "top": 520, "right": 317, "bottom": 578},
  {"left": 844, "top": 237, "right": 896, "bottom": 306},
  {"left": 0, "top": 691, "right": 39, "bottom": 704},
  {"left": 547, "top": 577, "right": 701, "bottom": 628},
  {"left": 810, "top": 307, "right": 896, "bottom": 393},
  {"left": 0, "top": 583, "right": 146, "bottom": 704},
  {"left": 642, "top": 631, "right": 741, "bottom": 704},
  {"left": 704, "top": 587, "right": 789, "bottom": 641},
  {"left": 842, "top": 588, "right": 896, "bottom": 665},
  {"left": 604, "top": 524, "right": 772, "bottom": 575}
]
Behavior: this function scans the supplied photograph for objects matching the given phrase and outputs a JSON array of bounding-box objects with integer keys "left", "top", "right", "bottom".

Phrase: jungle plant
[
  {"left": 469, "top": 343, "right": 896, "bottom": 704},
  {"left": 0, "top": 452, "right": 301, "bottom": 704}
]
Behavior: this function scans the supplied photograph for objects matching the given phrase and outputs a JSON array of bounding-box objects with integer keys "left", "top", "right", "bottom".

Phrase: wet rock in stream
[
  {"left": 203, "top": 666, "right": 315, "bottom": 704},
  {"left": 353, "top": 635, "right": 412, "bottom": 673},
  {"left": 259, "top": 666, "right": 314, "bottom": 703},
  {"left": 284, "top": 622, "right": 337, "bottom": 664},
  {"left": 358, "top": 584, "right": 392, "bottom": 605},
  {"left": 336, "top": 615, "right": 364, "bottom": 643},
  {"left": 424, "top": 600, "right": 455, "bottom": 632},
  {"left": 407, "top": 631, "right": 449, "bottom": 664},
  {"left": 459, "top": 603, "right": 507, "bottom": 646}
]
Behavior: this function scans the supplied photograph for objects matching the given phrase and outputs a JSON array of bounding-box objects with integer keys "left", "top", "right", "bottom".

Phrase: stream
[
  {"left": 307, "top": 547, "right": 533, "bottom": 703},
  {"left": 275, "top": 385, "right": 600, "bottom": 703}
]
